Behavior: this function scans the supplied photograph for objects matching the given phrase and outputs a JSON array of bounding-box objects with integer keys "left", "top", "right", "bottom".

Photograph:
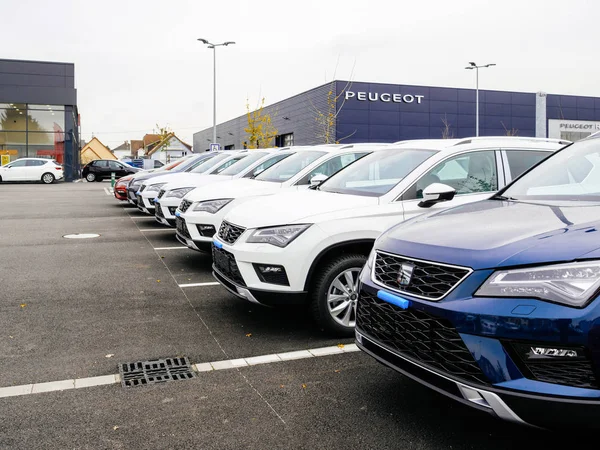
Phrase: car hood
[
  {"left": 185, "top": 178, "right": 283, "bottom": 202},
  {"left": 160, "top": 174, "right": 234, "bottom": 191},
  {"left": 225, "top": 190, "right": 378, "bottom": 228},
  {"left": 378, "top": 200, "right": 600, "bottom": 270}
]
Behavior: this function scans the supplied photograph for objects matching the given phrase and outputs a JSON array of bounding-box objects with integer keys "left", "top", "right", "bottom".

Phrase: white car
[
  {"left": 213, "top": 137, "right": 568, "bottom": 335},
  {"left": 135, "top": 151, "right": 250, "bottom": 214},
  {"left": 0, "top": 157, "right": 64, "bottom": 184},
  {"left": 154, "top": 148, "right": 296, "bottom": 227},
  {"left": 176, "top": 144, "right": 387, "bottom": 252}
]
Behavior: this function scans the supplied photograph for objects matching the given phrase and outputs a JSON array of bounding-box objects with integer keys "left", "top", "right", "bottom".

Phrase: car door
[
  {"left": 94, "top": 160, "right": 109, "bottom": 177},
  {"left": 399, "top": 150, "right": 503, "bottom": 221},
  {"left": 294, "top": 152, "right": 369, "bottom": 187},
  {"left": 25, "top": 159, "right": 47, "bottom": 180},
  {"left": 108, "top": 160, "right": 126, "bottom": 177},
  {"left": 3, "top": 159, "right": 28, "bottom": 180}
]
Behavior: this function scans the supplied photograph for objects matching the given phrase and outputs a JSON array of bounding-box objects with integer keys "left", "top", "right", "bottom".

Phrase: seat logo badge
[{"left": 398, "top": 263, "right": 415, "bottom": 286}]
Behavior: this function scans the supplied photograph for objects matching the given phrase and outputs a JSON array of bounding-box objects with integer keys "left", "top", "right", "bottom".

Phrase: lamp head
[
  {"left": 223, "top": 41, "right": 236, "bottom": 46},
  {"left": 197, "top": 38, "right": 209, "bottom": 44}
]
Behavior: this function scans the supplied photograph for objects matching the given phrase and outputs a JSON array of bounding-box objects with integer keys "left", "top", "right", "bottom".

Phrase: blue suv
[{"left": 356, "top": 134, "right": 600, "bottom": 429}]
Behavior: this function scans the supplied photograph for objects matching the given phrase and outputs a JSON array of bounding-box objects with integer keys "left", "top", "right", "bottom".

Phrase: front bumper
[
  {"left": 154, "top": 196, "right": 181, "bottom": 227},
  {"left": 137, "top": 191, "right": 157, "bottom": 214},
  {"left": 114, "top": 187, "right": 128, "bottom": 201},
  {"left": 356, "top": 271, "right": 600, "bottom": 429}
]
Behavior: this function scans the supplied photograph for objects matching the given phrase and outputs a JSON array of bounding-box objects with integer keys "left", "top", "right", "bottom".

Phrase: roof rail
[{"left": 452, "top": 136, "right": 571, "bottom": 146}]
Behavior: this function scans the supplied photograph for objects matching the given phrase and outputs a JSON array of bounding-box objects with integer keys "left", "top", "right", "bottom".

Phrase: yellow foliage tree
[{"left": 244, "top": 98, "right": 278, "bottom": 149}]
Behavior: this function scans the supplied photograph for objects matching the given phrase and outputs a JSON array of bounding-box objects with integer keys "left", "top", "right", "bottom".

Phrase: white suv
[
  {"left": 213, "top": 137, "right": 568, "bottom": 335},
  {"left": 155, "top": 148, "right": 295, "bottom": 227},
  {"left": 176, "top": 144, "right": 388, "bottom": 252}
]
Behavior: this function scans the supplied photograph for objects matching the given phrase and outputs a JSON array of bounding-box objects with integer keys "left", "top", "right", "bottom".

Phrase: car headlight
[
  {"left": 193, "top": 199, "right": 233, "bottom": 213},
  {"left": 475, "top": 261, "right": 600, "bottom": 307},
  {"left": 166, "top": 187, "right": 195, "bottom": 199},
  {"left": 130, "top": 180, "right": 142, "bottom": 189},
  {"left": 146, "top": 182, "right": 166, "bottom": 193},
  {"left": 246, "top": 224, "right": 311, "bottom": 248}
]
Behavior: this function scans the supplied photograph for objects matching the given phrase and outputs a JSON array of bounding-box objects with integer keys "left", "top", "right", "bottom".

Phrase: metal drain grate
[{"left": 119, "top": 357, "right": 196, "bottom": 387}]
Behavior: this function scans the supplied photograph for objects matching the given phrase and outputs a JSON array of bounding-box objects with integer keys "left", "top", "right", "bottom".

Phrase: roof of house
[
  {"left": 112, "top": 141, "right": 130, "bottom": 152},
  {"left": 147, "top": 133, "right": 193, "bottom": 156},
  {"left": 80, "top": 137, "right": 116, "bottom": 164}
]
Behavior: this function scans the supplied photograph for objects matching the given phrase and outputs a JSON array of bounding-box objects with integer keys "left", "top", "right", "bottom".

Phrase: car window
[
  {"left": 26, "top": 160, "right": 45, "bottom": 166},
  {"left": 505, "top": 150, "right": 549, "bottom": 179},
  {"left": 109, "top": 161, "right": 122, "bottom": 170},
  {"left": 219, "top": 152, "right": 268, "bottom": 175},
  {"left": 242, "top": 153, "right": 292, "bottom": 178},
  {"left": 9, "top": 160, "right": 27, "bottom": 167},
  {"left": 320, "top": 149, "right": 437, "bottom": 197},
  {"left": 409, "top": 150, "right": 498, "bottom": 199},
  {"left": 189, "top": 153, "right": 229, "bottom": 173},
  {"left": 96, "top": 161, "right": 109, "bottom": 168},
  {"left": 255, "top": 151, "right": 326, "bottom": 182},
  {"left": 296, "top": 152, "right": 369, "bottom": 185},
  {"left": 209, "top": 155, "right": 247, "bottom": 174}
]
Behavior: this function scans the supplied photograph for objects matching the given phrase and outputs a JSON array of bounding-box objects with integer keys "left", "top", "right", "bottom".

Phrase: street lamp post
[
  {"left": 197, "top": 38, "right": 235, "bottom": 146},
  {"left": 465, "top": 62, "right": 496, "bottom": 137}
]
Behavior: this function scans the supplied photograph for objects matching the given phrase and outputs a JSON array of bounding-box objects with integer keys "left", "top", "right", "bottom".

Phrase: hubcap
[
  {"left": 326, "top": 268, "right": 361, "bottom": 328},
  {"left": 87, "top": 174, "right": 94, "bottom": 181},
  {"left": 43, "top": 174, "right": 53, "bottom": 183}
]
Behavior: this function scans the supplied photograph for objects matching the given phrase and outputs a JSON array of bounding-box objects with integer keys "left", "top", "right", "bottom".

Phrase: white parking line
[
  {"left": 178, "top": 282, "right": 220, "bottom": 288},
  {"left": 103, "top": 187, "right": 113, "bottom": 195},
  {"left": 0, "top": 345, "right": 358, "bottom": 399},
  {"left": 154, "top": 246, "right": 188, "bottom": 251}
]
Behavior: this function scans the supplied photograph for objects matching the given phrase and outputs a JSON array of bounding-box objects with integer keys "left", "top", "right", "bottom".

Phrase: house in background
[
  {"left": 112, "top": 139, "right": 144, "bottom": 159},
  {"left": 146, "top": 133, "right": 192, "bottom": 164},
  {"left": 80, "top": 137, "right": 116, "bottom": 165}
]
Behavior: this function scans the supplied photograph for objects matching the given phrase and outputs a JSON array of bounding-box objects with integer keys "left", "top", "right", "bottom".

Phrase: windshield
[
  {"left": 189, "top": 153, "right": 231, "bottom": 173},
  {"left": 255, "top": 151, "right": 326, "bottom": 182},
  {"left": 219, "top": 152, "right": 269, "bottom": 175},
  {"left": 319, "top": 148, "right": 437, "bottom": 197},
  {"left": 502, "top": 138, "right": 600, "bottom": 202}
]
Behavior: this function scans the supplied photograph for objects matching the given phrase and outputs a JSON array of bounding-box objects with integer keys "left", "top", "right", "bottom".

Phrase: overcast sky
[{"left": 4, "top": 0, "right": 600, "bottom": 147}]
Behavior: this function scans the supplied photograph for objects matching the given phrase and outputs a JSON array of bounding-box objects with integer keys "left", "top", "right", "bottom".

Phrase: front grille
[
  {"left": 158, "top": 189, "right": 166, "bottom": 199},
  {"left": 212, "top": 245, "right": 246, "bottom": 286},
  {"left": 374, "top": 252, "right": 470, "bottom": 300},
  {"left": 356, "top": 291, "right": 488, "bottom": 385},
  {"left": 180, "top": 199, "right": 192, "bottom": 213},
  {"left": 155, "top": 205, "right": 165, "bottom": 219},
  {"left": 218, "top": 221, "right": 245, "bottom": 244},
  {"left": 176, "top": 216, "right": 191, "bottom": 239}
]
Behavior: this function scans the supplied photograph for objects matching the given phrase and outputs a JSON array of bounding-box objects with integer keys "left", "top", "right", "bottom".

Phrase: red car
[{"left": 114, "top": 175, "right": 134, "bottom": 201}]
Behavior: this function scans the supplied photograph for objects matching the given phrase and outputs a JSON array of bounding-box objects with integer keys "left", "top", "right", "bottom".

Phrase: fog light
[
  {"left": 253, "top": 264, "right": 289, "bottom": 286},
  {"left": 196, "top": 224, "right": 216, "bottom": 237}
]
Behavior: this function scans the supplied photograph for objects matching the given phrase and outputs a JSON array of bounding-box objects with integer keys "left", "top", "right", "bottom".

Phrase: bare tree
[
  {"left": 309, "top": 58, "right": 356, "bottom": 144},
  {"left": 501, "top": 121, "right": 519, "bottom": 136},
  {"left": 441, "top": 114, "right": 454, "bottom": 139}
]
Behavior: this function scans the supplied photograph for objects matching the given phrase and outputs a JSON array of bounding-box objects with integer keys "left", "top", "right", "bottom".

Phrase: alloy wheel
[{"left": 326, "top": 268, "right": 361, "bottom": 328}]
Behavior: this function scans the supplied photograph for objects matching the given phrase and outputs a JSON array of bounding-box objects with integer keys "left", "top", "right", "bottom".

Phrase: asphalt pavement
[{"left": 0, "top": 181, "right": 580, "bottom": 449}]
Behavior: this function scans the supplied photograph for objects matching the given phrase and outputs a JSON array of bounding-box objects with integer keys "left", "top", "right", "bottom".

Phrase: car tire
[
  {"left": 85, "top": 173, "right": 96, "bottom": 182},
  {"left": 41, "top": 173, "right": 55, "bottom": 184},
  {"left": 310, "top": 253, "right": 367, "bottom": 337}
]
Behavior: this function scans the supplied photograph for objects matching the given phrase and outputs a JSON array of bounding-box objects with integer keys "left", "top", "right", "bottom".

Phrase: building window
[
  {"left": 224, "top": 144, "right": 235, "bottom": 150},
  {"left": 275, "top": 133, "right": 294, "bottom": 147}
]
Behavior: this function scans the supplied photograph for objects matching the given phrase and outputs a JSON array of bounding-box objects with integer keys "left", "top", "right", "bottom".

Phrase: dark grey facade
[
  {"left": 0, "top": 59, "right": 80, "bottom": 180},
  {"left": 194, "top": 80, "right": 600, "bottom": 150}
]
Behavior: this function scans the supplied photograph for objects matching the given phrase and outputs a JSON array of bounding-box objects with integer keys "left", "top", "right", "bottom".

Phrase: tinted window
[
  {"left": 9, "top": 160, "right": 27, "bottom": 167},
  {"left": 505, "top": 150, "right": 549, "bottom": 179},
  {"left": 209, "top": 155, "right": 248, "bottom": 174},
  {"left": 502, "top": 139, "right": 600, "bottom": 201},
  {"left": 109, "top": 161, "right": 122, "bottom": 170},
  {"left": 320, "top": 149, "right": 437, "bottom": 197},
  {"left": 409, "top": 150, "right": 498, "bottom": 199},
  {"left": 255, "top": 151, "right": 326, "bottom": 182},
  {"left": 242, "top": 153, "right": 291, "bottom": 178},
  {"left": 296, "top": 153, "right": 368, "bottom": 185},
  {"left": 26, "top": 160, "right": 46, "bottom": 166},
  {"left": 189, "top": 153, "right": 230, "bottom": 173},
  {"left": 219, "top": 152, "right": 269, "bottom": 175},
  {"left": 95, "top": 161, "right": 109, "bottom": 168}
]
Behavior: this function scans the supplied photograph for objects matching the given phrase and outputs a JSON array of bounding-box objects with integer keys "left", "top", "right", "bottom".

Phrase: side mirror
[
  {"left": 418, "top": 183, "right": 456, "bottom": 208},
  {"left": 310, "top": 173, "right": 328, "bottom": 187}
]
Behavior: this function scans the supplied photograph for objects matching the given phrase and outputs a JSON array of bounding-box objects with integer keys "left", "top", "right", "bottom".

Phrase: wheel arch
[{"left": 303, "top": 239, "right": 375, "bottom": 292}]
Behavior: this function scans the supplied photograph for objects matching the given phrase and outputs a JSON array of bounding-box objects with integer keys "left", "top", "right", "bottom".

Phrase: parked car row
[{"left": 113, "top": 135, "right": 600, "bottom": 429}]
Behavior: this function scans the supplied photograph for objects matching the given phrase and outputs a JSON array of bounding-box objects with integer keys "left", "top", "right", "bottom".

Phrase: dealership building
[
  {"left": 193, "top": 80, "right": 600, "bottom": 151},
  {"left": 0, "top": 58, "right": 81, "bottom": 180}
]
